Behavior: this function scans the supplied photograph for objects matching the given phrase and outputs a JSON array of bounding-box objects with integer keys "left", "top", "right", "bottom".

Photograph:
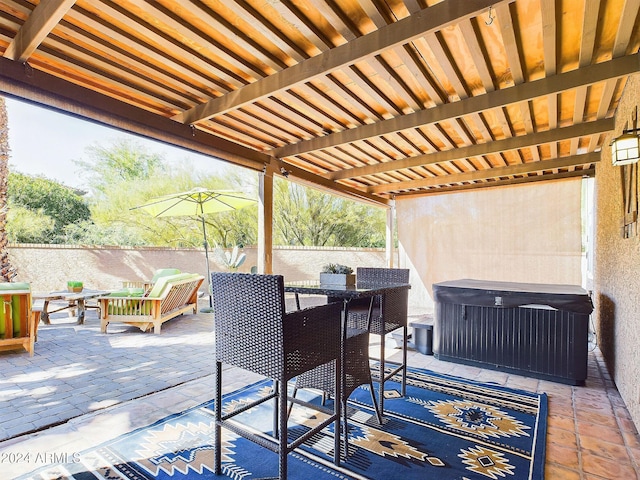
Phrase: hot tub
[{"left": 433, "top": 279, "right": 594, "bottom": 385}]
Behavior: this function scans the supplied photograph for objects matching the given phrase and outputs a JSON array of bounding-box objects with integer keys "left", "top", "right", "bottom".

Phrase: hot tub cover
[{"left": 433, "top": 279, "right": 594, "bottom": 315}]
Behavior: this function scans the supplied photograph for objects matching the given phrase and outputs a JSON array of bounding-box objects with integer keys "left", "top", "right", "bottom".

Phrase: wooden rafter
[
  {"left": 275, "top": 55, "right": 639, "bottom": 159},
  {"left": 2, "top": 0, "right": 76, "bottom": 62},
  {"left": 173, "top": 0, "right": 507, "bottom": 124},
  {"left": 394, "top": 168, "right": 595, "bottom": 196},
  {"left": 327, "top": 119, "right": 613, "bottom": 180},
  {"left": 367, "top": 152, "right": 600, "bottom": 193}
]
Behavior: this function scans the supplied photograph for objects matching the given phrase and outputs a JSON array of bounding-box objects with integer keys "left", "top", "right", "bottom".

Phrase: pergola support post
[
  {"left": 386, "top": 200, "right": 396, "bottom": 268},
  {"left": 258, "top": 164, "right": 274, "bottom": 274}
]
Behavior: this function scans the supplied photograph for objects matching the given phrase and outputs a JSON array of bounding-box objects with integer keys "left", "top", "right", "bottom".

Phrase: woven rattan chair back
[
  {"left": 212, "top": 272, "right": 286, "bottom": 379},
  {"left": 355, "top": 267, "right": 410, "bottom": 334},
  {"left": 357, "top": 267, "right": 410, "bottom": 284}
]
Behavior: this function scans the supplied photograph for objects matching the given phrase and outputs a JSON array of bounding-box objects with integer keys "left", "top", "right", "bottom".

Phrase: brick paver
[{"left": 0, "top": 300, "right": 215, "bottom": 442}]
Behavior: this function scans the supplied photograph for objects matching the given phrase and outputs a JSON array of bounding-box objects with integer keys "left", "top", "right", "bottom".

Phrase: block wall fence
[{"left": 8, "top": 242, "right": 398, "bottom": 300}]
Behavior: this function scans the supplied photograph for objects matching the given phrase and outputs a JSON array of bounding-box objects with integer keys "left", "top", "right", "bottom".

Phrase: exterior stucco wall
[
  {"left": 395, "top": 180, "right": 584, "bottom": 313},
  {"left": 594, "top": 73, "right": 640, "bottom": 429}
]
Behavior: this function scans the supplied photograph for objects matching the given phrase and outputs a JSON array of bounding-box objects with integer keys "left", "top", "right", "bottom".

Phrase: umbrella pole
[{"left": 201, "top": 216, "right": 213, "bottom": 307}]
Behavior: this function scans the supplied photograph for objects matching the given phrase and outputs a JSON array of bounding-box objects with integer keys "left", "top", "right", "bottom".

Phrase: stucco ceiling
[{"left": 1, "top": 0, "right": 639, "bottom": 206}]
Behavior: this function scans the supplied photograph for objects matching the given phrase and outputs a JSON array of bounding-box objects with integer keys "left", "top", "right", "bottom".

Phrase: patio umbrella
[{"left": 131, "top": 187, "right": 256, "bottom": 306}]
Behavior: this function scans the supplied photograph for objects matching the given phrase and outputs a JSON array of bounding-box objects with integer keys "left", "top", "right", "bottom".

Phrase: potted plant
[
  {"left": 67, "top": 281, "right": 84, "bottom": 293},
  {"left": 320, "top": 264, "right": 355, "bottom": 286}
]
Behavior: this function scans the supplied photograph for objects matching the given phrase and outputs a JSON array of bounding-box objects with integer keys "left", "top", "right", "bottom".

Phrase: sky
[{"left": 4, "top": 97, "right": 231, "bottom": 189}]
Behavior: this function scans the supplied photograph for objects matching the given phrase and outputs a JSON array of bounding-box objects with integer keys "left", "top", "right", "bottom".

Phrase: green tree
[
  {"left": 61, "top": 220, "right": 147, "bottom": 246},
  {"left": 7, "top": 172, "right": 92, "bottom": 243},
  {"left": 6, "top": 204, "right": 55, "bottom": 244},
  {"left": 74, "top": 138, "right": 167, "bottom": 195},
  {"left": 75, "top": 140, "right": 257, "bottom": 248},
  {"left": 8, "top": 138, "right": 385, "bottom": 248},
  {"left": 273, "top": 178, "right": 385, "bottom": 247}
]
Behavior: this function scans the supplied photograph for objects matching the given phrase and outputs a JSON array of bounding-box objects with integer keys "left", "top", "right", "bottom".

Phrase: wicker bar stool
[
  {"left": 292, "top": 321, "right": 383, "bottom": 458},
  {"left": 211, "top": 272, "right": 343, "bottom": 480},
  {"left": 348, "top": 267, "right": 410, "bottom": 413}
]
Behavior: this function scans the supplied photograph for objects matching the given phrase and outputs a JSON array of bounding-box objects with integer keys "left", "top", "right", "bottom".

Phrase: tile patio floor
[{"left": 0, "top": 298, "right": 639, "bottom": 479}]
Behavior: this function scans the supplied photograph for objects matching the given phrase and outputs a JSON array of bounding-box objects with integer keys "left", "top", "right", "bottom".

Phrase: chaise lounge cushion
[
  {"left": 147, "top": 273, "right": 201, "bottom": 299},
  {"left": 0, "top": 282, "right": 31, "bottom": 337},
  {"left": 121, "top": 268, "right": 182, "bottom": 291},
  {"left": 108, "top": 288, "right": 146, "bottom": 297},
  {"left": 151, "top": 268, "right": 181, "bottom": 283}
]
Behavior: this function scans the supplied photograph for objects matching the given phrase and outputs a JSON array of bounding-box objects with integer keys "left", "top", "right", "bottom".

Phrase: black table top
[{"left": 285, "top": 281, "right": 410, "bottom": 299}]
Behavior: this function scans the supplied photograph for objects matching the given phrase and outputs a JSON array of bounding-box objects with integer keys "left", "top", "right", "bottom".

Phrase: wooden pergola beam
[
  {"left": 394, "top": 168, "right": 595, "bottom": 197},
  {"left": 3, "top": 0, "right": 76, "bottom": 62},
  {"left": 173, "top": 0, "right": 508, "bottom": 124},
  {"left": 275, "top": 55, "right": 639, "bottom": 159},
  {"left": 368, "top": 152, "right": 600, "bottom": 193},
  {"left": 329, "top": 118, "right": 613, "bottom": 179},
  {"left": 273, "top": 158, "right": 390, "bottom": 207}
]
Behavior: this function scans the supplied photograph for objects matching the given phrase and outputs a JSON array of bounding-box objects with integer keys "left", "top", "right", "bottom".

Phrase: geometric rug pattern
[{"left": 21, "top": 366, "right": 547, "bottom": 479}]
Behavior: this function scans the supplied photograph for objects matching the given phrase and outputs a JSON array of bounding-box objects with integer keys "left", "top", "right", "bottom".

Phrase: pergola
[{"left": 0, "top": 0, "right": 638, "bottom": 271}]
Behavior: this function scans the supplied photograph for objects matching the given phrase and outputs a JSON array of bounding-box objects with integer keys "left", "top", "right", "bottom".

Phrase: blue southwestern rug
[{"left": 22, "top": 367, "right": 547, "bottom": 480}]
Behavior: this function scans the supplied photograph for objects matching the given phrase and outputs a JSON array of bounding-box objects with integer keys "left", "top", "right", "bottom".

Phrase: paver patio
[{"left": 0, "top": 298, "right": 638, "bottom": 479}]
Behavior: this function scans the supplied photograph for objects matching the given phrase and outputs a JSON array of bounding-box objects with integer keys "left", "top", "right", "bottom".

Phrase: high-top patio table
[
  {"left": 284, "top": 280, "right": 411, "bottom": 416},
  {"left": 32, "top": 289, "right": 111, "bottom": 325}
]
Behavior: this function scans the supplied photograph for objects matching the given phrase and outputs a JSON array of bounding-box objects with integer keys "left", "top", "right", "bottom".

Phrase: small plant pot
[
  {"left": 67, "top": 281, "right": 84, "bottom": 293},
  {"left": 319, "top": 273, "right": 356, "bottom": 286}
]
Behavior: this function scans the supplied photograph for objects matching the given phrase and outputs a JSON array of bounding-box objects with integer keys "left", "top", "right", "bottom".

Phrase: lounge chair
[{"left": 99, "top": 273, "right": 204, "bottom": 334}]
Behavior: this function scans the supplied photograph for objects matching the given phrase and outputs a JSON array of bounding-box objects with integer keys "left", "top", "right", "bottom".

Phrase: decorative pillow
[
  {"left": 147, "top": 273, "right": 197, "bottom": 299},
  {"left": 151, "top": 268, "right": 181, "bottom": 283}
]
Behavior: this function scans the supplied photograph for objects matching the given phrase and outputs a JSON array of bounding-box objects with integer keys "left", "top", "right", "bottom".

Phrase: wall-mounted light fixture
[
  {"left": 612, "top": 106, "right": 640, "bottom": 166},
  {"left": 611, "top": 129, "right": 640, "bottom": 166}
]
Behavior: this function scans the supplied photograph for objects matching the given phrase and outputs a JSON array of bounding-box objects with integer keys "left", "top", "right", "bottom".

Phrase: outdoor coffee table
[{"left": 32, "top": 289, "right": 111, "bottom": 325}]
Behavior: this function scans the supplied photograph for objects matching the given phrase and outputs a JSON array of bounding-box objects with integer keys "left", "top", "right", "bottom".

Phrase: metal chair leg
[
  {"left": 214, "top": 361, "right": 222, "bottom": 475},
  {"left": 342, "top": 398, "right": 349, "bottom": 460},
  {"left": 401, "top": 325, "right": 408, "bottom": 396},
  {"left": 379, "top": 332, "right": 386, "bottom": 413},
  {"left": 274, "top": 380, "right": 280, "bottom": 440},
  {"left": 278, "top": 381, "right": 288, "bottom": 480},
  {"left": 369, "top": 380, "right": 383, "bottom": 423}
]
